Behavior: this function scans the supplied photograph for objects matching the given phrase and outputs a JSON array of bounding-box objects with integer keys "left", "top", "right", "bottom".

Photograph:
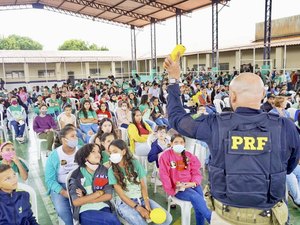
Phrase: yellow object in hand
[
  {"left": 150, "top": 208, "right": 167, "bottom": 224},
  {"left": 170, "top": 44, "right": 186, "bottom": 61}
]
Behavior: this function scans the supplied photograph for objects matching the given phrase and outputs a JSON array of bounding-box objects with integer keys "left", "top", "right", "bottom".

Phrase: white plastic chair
[
  {"left": 0, "top": 110, "right": 8, "bottom": 141},
  {"left": 57, "top": 112, "right": 77, "bottom": 130},
  {"left": 184, "top": 137, "right": 197, "bottom": 154},
  {"left": 17, "top": 182, "right": 38, "bottom": 223},
  {"left": 194, "top": 141, "right": 209, "bottom": 174},
  {"left": 34, "top": 132, "right": 47, "bottom": 160},
  {"left": 70, "top": 98, "right": 80, "bottom": 111},
  {"left": 223, "top": 97, "right": 230, "bottom": 108},
  {"left": 287, "top": 107, "right": 297, "bottom": 121},
  {"left": 65, "top": 169, "right": 80, "bottom": 225},
  {"left": 213, "top": 99, "right": 225, "bottom": 113},
  {"left": 167, "top": 196, "right": 193, "bottom": 225},
  {"left": 9, "top": 121, "right": 29, "bottom": 141}
]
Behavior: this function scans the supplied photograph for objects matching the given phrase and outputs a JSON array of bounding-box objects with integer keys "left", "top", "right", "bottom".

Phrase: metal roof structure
[{"left": 0, "top": 0, "right": 213, "bottom": 28}]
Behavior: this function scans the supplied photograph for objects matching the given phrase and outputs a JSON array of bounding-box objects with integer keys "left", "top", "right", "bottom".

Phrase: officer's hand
[{"left": 163, "top": 54, "right": 181, "bottom": 80}]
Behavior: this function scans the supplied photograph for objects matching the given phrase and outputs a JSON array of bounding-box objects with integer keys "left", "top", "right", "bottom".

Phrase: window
[
  {"left": 219, "top": 63, "right": 229, "bottom": 71},
  {"left": 38, "top": 70, "right": 55, "bottom": 78},
  {"left": 5, "top": 71, "right": 25, "bottom": 79},
  {"left": 115, "top": 68, "right": 124, "bottom": 74},
  {"left": 90, "top": 68, "right": 101, "bottom": 76}
]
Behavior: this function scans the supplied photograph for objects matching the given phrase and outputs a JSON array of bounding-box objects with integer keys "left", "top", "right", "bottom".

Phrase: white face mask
[
  {"left": 85, "top": 161, "right": 99, "bottom": 171},
  {"left": 121, "top": 106, "right": 127, "bottom": 111},
  {"left": 172, "top": 144, "right": 185, "bottom": 154},
  {"left": 110, "top": 153, "right": 123, "bottom": 164}
]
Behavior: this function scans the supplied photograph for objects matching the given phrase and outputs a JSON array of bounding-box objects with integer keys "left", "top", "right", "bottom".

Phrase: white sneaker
[{"left": 19, "top": 137, "right": 25, "bottom": 143}]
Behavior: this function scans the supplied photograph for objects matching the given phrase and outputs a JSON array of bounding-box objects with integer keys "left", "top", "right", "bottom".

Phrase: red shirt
[
  {"left": 136, "top": 122, "right": 149, "bottom": 135},
  {"left": 96, "top": 109, "right": 112, "bottom": 119}
]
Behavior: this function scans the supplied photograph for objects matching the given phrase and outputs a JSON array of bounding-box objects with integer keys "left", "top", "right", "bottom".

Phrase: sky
[{"left": 0, "top": 0, "right": 299, "bottom": 58}]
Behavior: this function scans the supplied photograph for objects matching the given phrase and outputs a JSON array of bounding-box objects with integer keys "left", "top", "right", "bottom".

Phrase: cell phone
[{"left": 170, "top": 44, "right": 186, "bottom": 61}]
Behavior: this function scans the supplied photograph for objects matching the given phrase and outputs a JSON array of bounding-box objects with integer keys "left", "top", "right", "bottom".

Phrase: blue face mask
[
  {"left": 65, "top": 138, "right": 78, "bottom": 148},
  {"left": 173, "top": 144, "right": 185, "bottom": 154}
]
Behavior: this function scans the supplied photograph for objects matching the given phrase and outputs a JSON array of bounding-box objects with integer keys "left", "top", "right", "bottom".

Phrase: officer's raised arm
[{"left": 164, "top": 55, "right": 210, "bottom": 139}]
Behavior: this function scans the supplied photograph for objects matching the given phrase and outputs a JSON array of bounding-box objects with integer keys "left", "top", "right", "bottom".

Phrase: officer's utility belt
[{"left": 204, "top": 185, "right": 288, "bottom": 225}]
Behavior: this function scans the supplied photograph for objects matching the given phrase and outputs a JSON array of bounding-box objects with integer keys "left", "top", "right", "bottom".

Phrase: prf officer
[{"left": 164, "top": 55, "right": 300, "bottom": 225}]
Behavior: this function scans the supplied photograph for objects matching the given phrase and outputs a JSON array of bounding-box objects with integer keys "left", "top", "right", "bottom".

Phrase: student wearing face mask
[
  {"left": 0, "top": 141, "right": 28, "bottom": 181},
  {"left": 116, "top": 101, "right": 131, "bottom": 129},
  {"left": 108, "top": 139, "right": 172, "bottom": 225},
  {"left": 45, "top": 125, "right": 80, "bottom": 225},
  {"left": 68, "top": 143, "right": 121, "bottom": 225},
  {"left": 33, "top": 104, "right": 57, "bottom": 153},
  {"left": 159, "top": 134, "right": 211, "bottom": 225},
  {"left": 7, "top": 96, "right": 26, "bottom": 143}
]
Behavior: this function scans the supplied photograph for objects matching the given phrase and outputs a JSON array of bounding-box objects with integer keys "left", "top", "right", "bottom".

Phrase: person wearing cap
[
  {"left": 0, "top": 141, "right": 28, "bottom": 181},
  {"left": 164, "top": 54, "right": 300, "bottom": 224},
  {"left": 260, "top": 93, "right": 275, "bottom": 112}
]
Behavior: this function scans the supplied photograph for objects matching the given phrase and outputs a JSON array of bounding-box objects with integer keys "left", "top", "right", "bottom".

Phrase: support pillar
[
  {"left": 56, "top": 63, "right": 62, "bottom": 81},
  {"left": 275, "top": 47, "right": 283, "bottom": 70},
  {"left": 235, "top": 50, "right": 241, "bottom": 72},
  {"left": 263, "top": 0, "right": 272, "bottom": 66},
  {"left": 206, "top": 54, "right": 211, "bottom": 70},
  {"left": 176, "top": 8, "right": 182, "bottom": 44},
  {"left": 23, "top": 62, "right": 30, "bottom": 84},
  {"left": 85, "top": 62, "right": 90, "bottom": 78},
  {"left": 130, "top": 25, "right": 137, "bottom": 76},
  {"left": 212, "top": 0, "right": 219, "bottom": 72},
  {"left": 150, "top": 18, "right": 157, "bottom": 78},
  {"left": 111, "top": 61, "right": 116, "bottom": 76},
  {"left": 182, "top": 56, "right": 187, "bottom": 74}
]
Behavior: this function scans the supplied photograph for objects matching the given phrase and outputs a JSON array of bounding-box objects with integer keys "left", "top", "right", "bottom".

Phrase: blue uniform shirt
[{"left": 167, "top": 84, "right": 300, "bottom": 174}]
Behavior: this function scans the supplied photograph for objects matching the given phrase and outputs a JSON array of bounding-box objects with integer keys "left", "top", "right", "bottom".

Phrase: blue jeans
[
  {"left": 155, "top": 118, "right": 170, "bottom": 129},
  {"left": 50, "top": 183, "right": 73, "bottom": 225},
  {"left": 80, "top": 124, "right": 98, "bottom": 143},
  {"left": 80, "top": 207, "right": 121, "bottom": 225},
  {"left": 175, "top": 186, "right": 211, "bottom": 225},
  {"left": 10, "top": 120, "right": 25, "bottom": 137},
  {"left": 287, "top": 165, "right": 300, "bottom": 204},
  {"left": 116, "top": 198, "right": 172, "bottom": 225},
  {"left": 143, "top": 119, "right": 156, "bottom": 131}
]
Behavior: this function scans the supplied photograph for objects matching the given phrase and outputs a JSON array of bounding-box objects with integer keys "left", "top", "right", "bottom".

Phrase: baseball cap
[{"left": 267, "top": 93, "right": 275, "bottom": 99}]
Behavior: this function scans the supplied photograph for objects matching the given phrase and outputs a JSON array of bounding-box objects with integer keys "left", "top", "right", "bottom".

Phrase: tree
[
  {"left": 0, "top": 35, "right": 43, "bottom": 50},
  {"left": 58, "top": 39, "right": 109, "bottom": 51}
]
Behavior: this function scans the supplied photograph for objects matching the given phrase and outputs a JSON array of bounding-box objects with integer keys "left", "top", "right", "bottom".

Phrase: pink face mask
[{"left": 1, "top": 151, "right": 15, "bottom": 162}]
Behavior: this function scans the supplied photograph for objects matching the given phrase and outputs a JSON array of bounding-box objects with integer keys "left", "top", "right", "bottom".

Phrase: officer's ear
[{"left": 230, "top": 91, "right": 237, "bottom": 103}]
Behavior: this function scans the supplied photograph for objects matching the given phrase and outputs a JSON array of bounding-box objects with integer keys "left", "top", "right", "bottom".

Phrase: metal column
[
  {"left": 212, "top": 0, "right": 219, "bottom": 71},
  {"left": 175, "top": 8, "right": 182, "bottom": 44},
  {"left": 130, "top": 25, "right": 137, "bottom": 74},
  {"left": 263, "top": 0, "right": 272, "bottom": 66},
  {"left": 150, "top": 18, "right": 157, "bottom": 74}
]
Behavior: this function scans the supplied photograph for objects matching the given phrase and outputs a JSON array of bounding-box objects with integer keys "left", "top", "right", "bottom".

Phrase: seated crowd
[{"left": 0, "top": 68, "right": 299, "bottom": 225}]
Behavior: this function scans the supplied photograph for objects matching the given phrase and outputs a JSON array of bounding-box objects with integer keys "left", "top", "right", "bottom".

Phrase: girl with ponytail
[{"left": 159, "top": 134, "right": 211, "bottom": 225}]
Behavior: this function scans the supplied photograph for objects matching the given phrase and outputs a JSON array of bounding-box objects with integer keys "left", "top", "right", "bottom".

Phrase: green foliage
[
  {"left": 0, "top": 34, "right": 43, "bottom": 50},
  {"left": 58, "top": 39, "right": 109, "bottom": 51}
]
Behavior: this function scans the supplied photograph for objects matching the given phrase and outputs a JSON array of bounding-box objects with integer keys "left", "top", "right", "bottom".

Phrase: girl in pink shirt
[{"left": 159, "top": 134, "right": 211, "bottom": 225}]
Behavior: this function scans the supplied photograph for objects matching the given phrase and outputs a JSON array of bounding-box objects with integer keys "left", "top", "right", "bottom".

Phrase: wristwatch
[{"left": 169, "top": 78, "right": 181, "bottom": 84}]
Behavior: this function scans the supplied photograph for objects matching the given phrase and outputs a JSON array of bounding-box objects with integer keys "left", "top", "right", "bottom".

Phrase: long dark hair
[
  {"left": 140, "top": 94, "right": 149, "bottom": 106},
  {"left": 129, "top": 93, "right": 138, "bottom": 107},
  {"left": 53, "top": 124, "right": 76, "bottom": 149},
  {"left": 99, "top": 132, "right": 117, "bottom": 151},
  {"left": 75, "top": 143, "right": 101, "bottom": 167},
  {"left": 109, "top": 139, "right": 139, "bottom": 191},
  {"left": 79, "top": 100, "right": 94, "bottom": 119},
  {"left": 94, "top": 118, "right": 117, "bottom": 143},
  {"left": 131, "top": 108, "right": 148, "bottom": 136},
  {"left": 171, "top": 134, "right": 188, "bottom": 169}
]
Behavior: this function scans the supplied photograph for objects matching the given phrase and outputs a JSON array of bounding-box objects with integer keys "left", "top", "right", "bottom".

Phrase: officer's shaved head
[{"left": 229, "top": 73, "right": 265, "bottom": 111}]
